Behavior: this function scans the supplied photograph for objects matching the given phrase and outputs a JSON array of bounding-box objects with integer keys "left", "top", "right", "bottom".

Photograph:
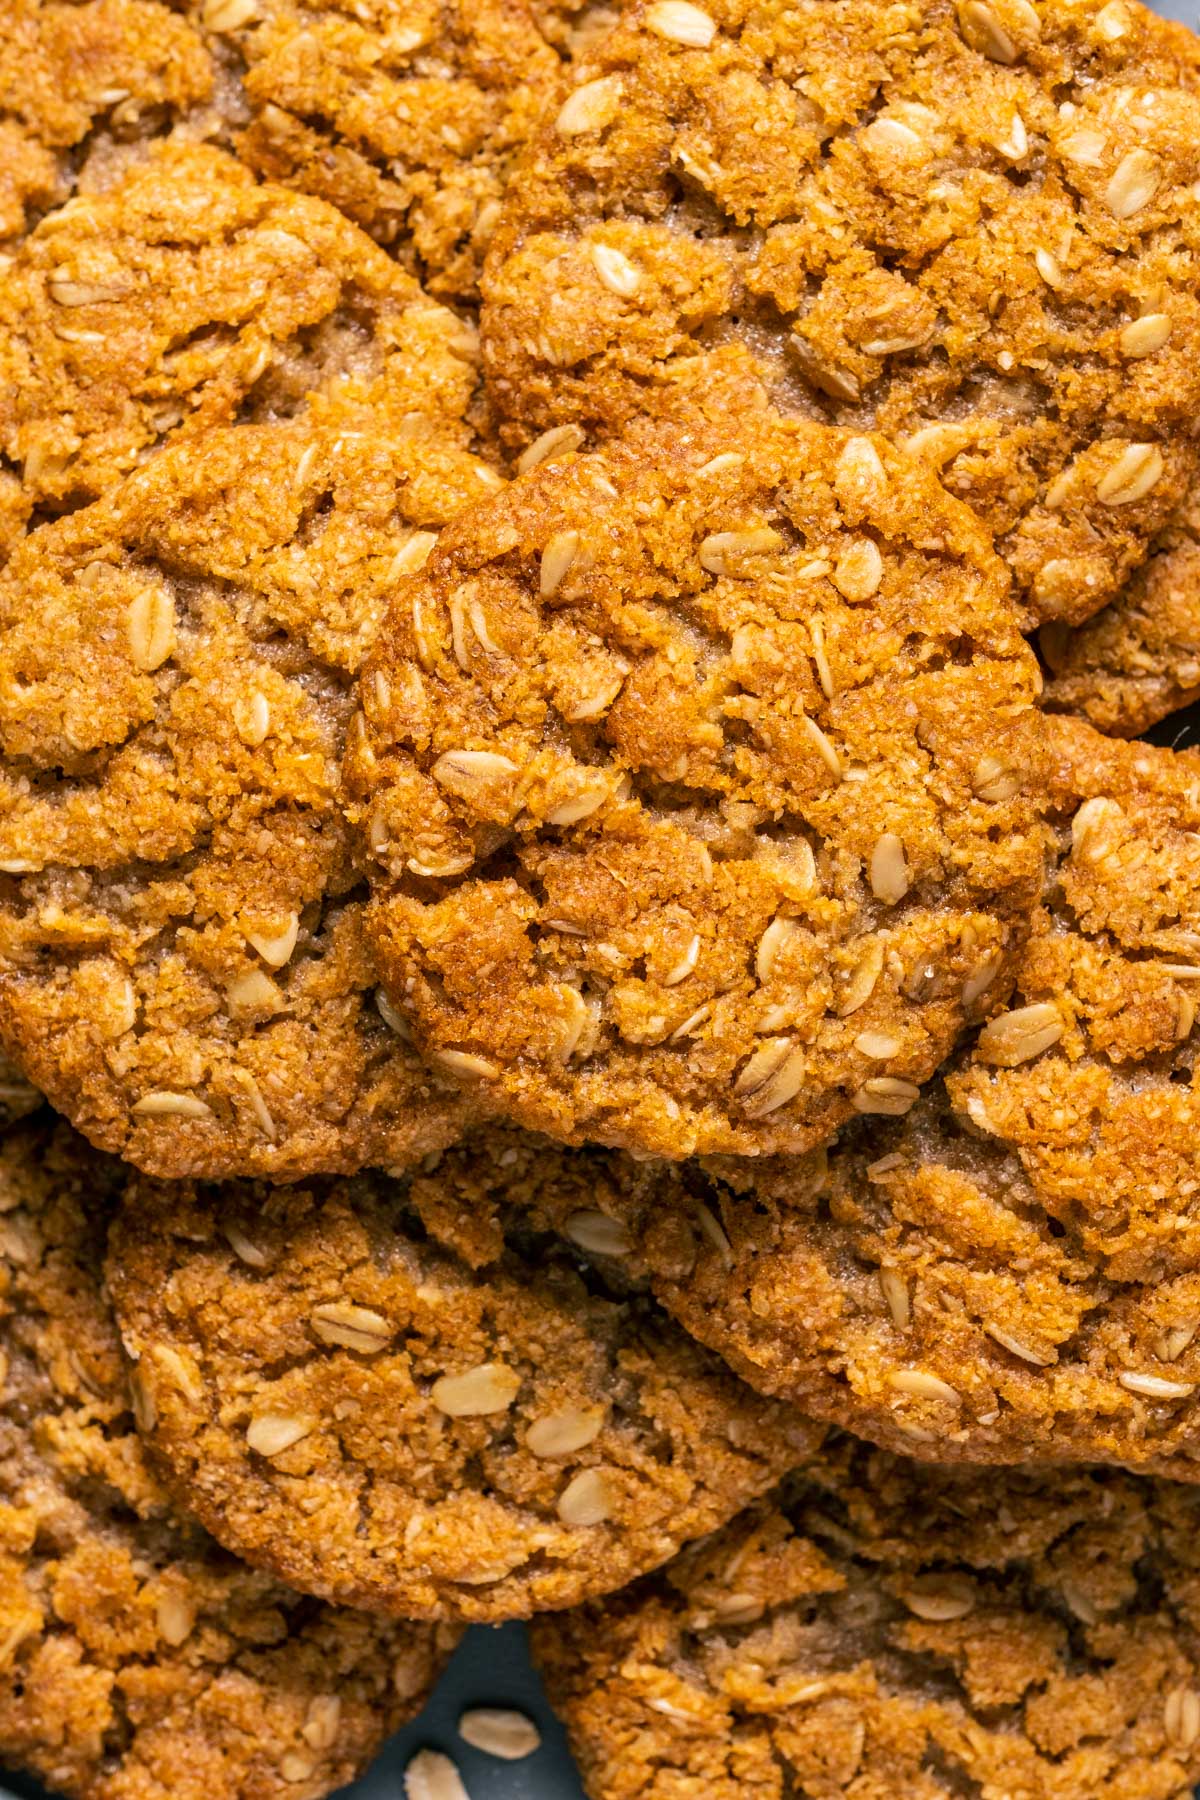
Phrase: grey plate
[
  {"left": 6, "top": 0, "right": 1200, "bottom": 1794},
  {"left": 335, "top": 1626, "right": 585, "bottom": 1799}
]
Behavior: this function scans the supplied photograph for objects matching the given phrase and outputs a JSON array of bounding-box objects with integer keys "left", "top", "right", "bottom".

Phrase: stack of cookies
[{"left": 5, "top": 2, "right": 1200, "bottom": 1797}]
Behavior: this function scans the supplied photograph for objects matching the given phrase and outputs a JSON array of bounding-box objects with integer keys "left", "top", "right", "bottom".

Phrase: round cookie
[
  {"left": 532, "top": 1438, "right": 1200, "bottom": 1800},
  {"left": 0, "top": 1118, "right": 457, "bottom": 1800},
  {"left": 104, "top": 1138, "right": 818, "bottom": 1622},
  {"left": 0, "top": 140, "right": 479, "bottom": 565},
  {"left": 1042, "top": 488, "right": 1200, "bottom": 735},
  {"left": 0, "top": 0, "right": 215, "bottom": 250},
  {"left": 350, "top": 416, "right": 1045, "bottom": 1158},
  {"left": 490, "top": 715, "right": 1200, "bottom": 1471},
  {"left": 200, "top": 0, "right": 560, "bottom": 300},
  {"left": 0, "top": 392, "right": 498, "bottom": 1179},
  {"left": 482, "top": 0, "right": 1200, "bottom": 625}
]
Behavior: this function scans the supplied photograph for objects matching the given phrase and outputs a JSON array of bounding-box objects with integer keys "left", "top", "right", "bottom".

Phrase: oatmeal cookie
[
  {"left": 0, "top": 140, "right": 479, "bottom": 565},
  {"left": 1042, "top": 488, "right": 1200, "bottom": 735},
  {"left": 199, "top": 0, "right": 560, "bottom": 300},
  {"left": 493, "top": 716, "right": 1200, "bottom": 1470},
  {"left": 104, "top": 1141, "right": 817, "bottom": 1622},
  {"left": 0, "top": 1118, "right": 456, "bottom": 1800},
  {"left": 943, "top": 716, "right": 1200, "bottom": 1291},
  {"left": 495, "top": 1098, "right": 1200, "bottom": 1473},
  {"left": 0, "top": 0, "right": 214, "bottom": 249},
  {"left": 0, "top": 390, "right": 499, "bottom": 1179},
  {"left": 532, "top": 1438, "right": 1200, "bottom": 1800},
  {"left": 483, "top": 0, "right": 1200, "bottom": 625},
  {"left": 350, "top": 417, "right": 1044, "bottom": 1159}
]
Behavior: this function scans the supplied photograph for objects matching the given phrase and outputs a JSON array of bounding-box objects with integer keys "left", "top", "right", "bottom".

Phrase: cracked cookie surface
[
  {"left": 1042, "top": 485, "right": 1200, "bottom": 735},
  {"left": 0, "top": 0, "right": 221, "bottom": 556},
  {"left": 483, "top": 0, "right": 1200, "bottom": 625},
  {"left": 0, "top": 375, "right": 498, "bottom": 1178},
  {"left": 351, "top": 416, "right": 1044, "bottom": 1158},
  {"left": 198, "top": 0, "right": 560, "bottom": 300},
  {"left": 943, "top": 717, "right": 1200, "bottom": 1311},
  {"left": 105, "top": 1135, "right": 816, "bottom": 1622},
  {"left": 487, "top": 718, "right": 1200, "bottom": 1471},
  {"left": 0, "top": 141, "right": 477, "bottom": 565},
  {"left": 532, "top": 1437, "right": 1200, "bottom": 1800},
  {"left": 0, "top": 0, "right": 215, "bottom": 250},
  {"left": 0, "top": 1119, "right": 456, "bottom": 1800}
]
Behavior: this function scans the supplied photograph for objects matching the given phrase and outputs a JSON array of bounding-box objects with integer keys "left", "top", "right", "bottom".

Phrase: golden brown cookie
[
  {"left": 105, "top": 1136, "right": 817, "bottom": 1622},
  {"left": 532, "top": 1438, "right": 1200, "bottom": 1800},
  {"left": 0, "top": 1118, "right": 457, "bottom": 1800},
  {"left": 946, "top": 716, "right": 1200, "bottom": 1290},
  {"left": 0, "top": 140, "right": 481, "bottom": 565},
  {"left": 349, "top": 416, "right": 1045, "bottom": 1159},
  {"left": 483, "top": 0, "right": 1200, "bottom": 625},
  {"left": 0, "top": 384, "right": 499, "bottom": 1179},
  {"left": 198, "top": 0, "right": 560, "bottom": 300},
  {"left": 484, "top": 717, "right": 1200, "bottom": 1471},
  {"left": 1042, "top": 487, "right": 1200, "bottom": 734},
  {"left": 494, "top": 1100, "right": 1200, "bottom": 1475},
  {"left": 0, "top": 0, "right": 215, "bottom": 249},
  {"left": 0, "top": 0, "right": 222, "bottom": 556}
]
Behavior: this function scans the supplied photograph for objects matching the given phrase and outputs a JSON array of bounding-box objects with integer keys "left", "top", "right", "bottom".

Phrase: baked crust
[
  {"left": 106, "top": 1140, "right": 817, "bottom": 1620},
  {"left": 532, "top": 1437, "right": 1200, "bottom": 1800},
  {"left": 352, "top": 415, "right": 1044, "bottom": 1156},
  {"left": 483, "top": 0, "right": 1200, "bottom": 625},
  {"left": 0, "top": 367, "right": 496, "bottom": 1176},
  {"left": 0, "top": 1119, "right": 456, "bottom": 1800}
]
